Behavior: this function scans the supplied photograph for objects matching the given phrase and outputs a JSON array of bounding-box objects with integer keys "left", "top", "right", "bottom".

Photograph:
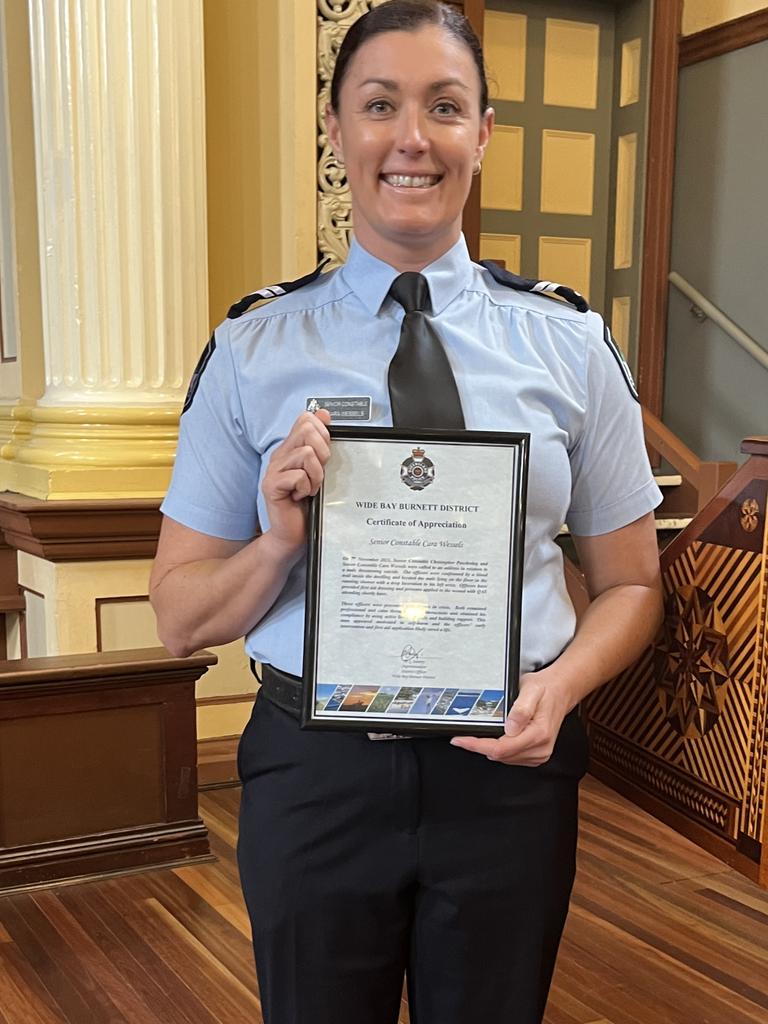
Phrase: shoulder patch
[
  {"left": 602, "top": 323, "right": 639, "bottom": 402},
  {"left": 182, "top": 332, "right": 216, "bottom": 415},
  {"left": 226, "top": 260, "right": 330, "bottom": 319},
  {"left": 479, "top": 260, "right": 590, "bottom": 313}
]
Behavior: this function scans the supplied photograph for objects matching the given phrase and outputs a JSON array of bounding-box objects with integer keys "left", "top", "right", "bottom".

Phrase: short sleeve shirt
[{"left": 161, "top": 235, "right": 661, "bottom": 674}]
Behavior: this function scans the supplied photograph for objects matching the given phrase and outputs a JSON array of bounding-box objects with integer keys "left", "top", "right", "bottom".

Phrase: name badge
[{"left": 306, "top": 396, "right": 372, "bottom": 421}]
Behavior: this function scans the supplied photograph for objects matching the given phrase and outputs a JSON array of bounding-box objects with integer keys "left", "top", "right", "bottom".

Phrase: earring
[{"left": 472, "top": 162, "right": 482, "bottom": 176}]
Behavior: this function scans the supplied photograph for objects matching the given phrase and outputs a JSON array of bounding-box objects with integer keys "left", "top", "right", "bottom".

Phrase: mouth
[{"left": 380, "top": 173, "right": 442, "bottom": 189}]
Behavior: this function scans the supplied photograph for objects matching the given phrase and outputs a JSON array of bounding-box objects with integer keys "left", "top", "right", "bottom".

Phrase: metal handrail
[{"left": 669, "top": 271, "right": 768, "bottom": 372}]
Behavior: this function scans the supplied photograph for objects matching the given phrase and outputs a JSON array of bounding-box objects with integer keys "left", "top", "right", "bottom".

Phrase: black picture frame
[{"left": 302, "top": 426, "right": 529, "bottom": 736}]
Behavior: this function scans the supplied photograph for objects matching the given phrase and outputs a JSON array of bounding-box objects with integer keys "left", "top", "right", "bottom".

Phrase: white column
[
  {"left": 0, "top": 0, "right": 207, "bottom": 498},
  {"left": 28, "top": 0, "right": 208, "bottom": 408}
]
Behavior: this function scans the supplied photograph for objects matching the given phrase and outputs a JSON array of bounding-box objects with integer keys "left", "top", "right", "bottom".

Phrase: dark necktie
[{"left": 387, "top": 272, "right": 465, "bottom": 430}]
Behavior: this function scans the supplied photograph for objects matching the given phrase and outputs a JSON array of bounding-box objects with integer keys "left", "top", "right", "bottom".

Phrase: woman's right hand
[{"left": 260, "top": 409, "right": 332, "bottom": 557}]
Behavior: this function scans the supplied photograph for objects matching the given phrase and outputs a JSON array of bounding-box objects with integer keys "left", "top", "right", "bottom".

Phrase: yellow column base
[{"left": 0, "top": 403, "right": 180, "bottom": 500}]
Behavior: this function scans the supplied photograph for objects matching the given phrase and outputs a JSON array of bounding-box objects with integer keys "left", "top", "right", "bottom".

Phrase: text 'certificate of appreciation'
[{"left": 303, "top": 427, "right": 529, "bottom": 736}]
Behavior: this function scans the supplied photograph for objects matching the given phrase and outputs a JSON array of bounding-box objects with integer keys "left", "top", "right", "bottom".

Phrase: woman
[{"left": 150, "top": 2, "right": 663, "bottom": 1022}]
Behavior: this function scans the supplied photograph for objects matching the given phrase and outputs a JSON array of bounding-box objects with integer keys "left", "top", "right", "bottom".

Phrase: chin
[{"left": 384, "top": 214, "right": 453, "bottom": 241}]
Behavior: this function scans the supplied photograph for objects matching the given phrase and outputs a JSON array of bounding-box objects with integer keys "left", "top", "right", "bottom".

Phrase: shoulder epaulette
[
  {"left": 226, "top": 260, "right": 330, "bottom": 319},
  {"left": 602, "top": 323, "right": 639, "bottom": 402},
  {"left": 479, "top": 260, "right": 590, "bottom": 314},
  {"left": 479, "top": 260, "right": 639, "bottom": 401}
]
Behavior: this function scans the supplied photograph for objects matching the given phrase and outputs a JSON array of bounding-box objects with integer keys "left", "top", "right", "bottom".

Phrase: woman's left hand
[{"left": 449, "top": 669, "right": 574, "bottom": 766}]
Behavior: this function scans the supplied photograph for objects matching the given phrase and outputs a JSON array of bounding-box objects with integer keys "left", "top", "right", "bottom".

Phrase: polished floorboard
[{"left": 1, "top": 777, "right": 767, "bottom": 1024}]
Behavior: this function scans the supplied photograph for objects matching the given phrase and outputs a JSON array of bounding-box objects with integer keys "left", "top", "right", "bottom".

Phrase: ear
[
  {"left": 476, "top": 106, "right": 494, "bottom": 165},
  {"left": 325, "top": 103, "right": 344, "bottom": 163}
]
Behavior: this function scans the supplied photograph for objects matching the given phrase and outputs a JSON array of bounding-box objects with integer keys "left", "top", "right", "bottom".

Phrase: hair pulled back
[{"left": 329, "top": 0, "right": 489, "bottom": 115}]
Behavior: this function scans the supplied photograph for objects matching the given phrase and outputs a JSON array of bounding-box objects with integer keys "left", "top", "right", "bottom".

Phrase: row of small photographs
[{"left": 315, "top": 683, "right": 505, "bottom": 719}]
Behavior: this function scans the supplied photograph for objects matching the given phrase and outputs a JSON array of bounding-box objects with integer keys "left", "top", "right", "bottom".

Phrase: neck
[{"left": 354, "top": 227, "right": 461, "bottom": 273}]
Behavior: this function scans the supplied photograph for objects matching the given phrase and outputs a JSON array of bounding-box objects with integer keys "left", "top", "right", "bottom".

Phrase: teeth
[{"left": 382, "top": 174, "right": 439, "bottom": 188}]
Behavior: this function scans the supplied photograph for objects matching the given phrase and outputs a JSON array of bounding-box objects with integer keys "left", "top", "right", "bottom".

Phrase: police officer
[{"left": 150, "top": 3, "right": 663, "bottom": 1022}]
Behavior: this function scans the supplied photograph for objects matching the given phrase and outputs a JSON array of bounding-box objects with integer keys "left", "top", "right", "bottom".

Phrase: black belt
[{"left": 253, "top": 661, "right": 302, "bottom": 719}]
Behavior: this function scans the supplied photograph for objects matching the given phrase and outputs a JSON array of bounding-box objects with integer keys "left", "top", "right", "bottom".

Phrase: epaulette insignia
[
  {"left": 479, "top": 260, "right": 590, "bottom": 314},
  {"left": 182, "top": 332, "right": 216, "bottom": 415},
  {"left": 226, "top": 259, "right": 330, "bottom": 319},
  {"left": 602, "top": 323, "right": 640, "bottom": 402}
]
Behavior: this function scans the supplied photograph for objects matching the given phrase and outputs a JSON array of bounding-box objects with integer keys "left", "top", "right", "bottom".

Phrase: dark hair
[{"left": 330, "top": 0, "right": 489, "bottom": 115}]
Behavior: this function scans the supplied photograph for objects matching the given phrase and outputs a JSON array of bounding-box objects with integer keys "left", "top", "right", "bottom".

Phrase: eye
[
  {"left": 365, "top": 99, "right": 394, "bottom": 115},
  {"left": 433, "top": 100, "right": 460, "bottom": 116}
]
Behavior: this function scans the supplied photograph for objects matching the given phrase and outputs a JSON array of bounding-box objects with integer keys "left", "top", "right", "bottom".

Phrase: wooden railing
[{"left": 642, "top": 407, "right": 737, "bottom": 512}]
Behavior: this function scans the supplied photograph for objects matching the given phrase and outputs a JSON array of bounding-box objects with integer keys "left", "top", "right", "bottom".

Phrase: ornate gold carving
[
  {"left": 317, "top": 0, "right": 388, "bottom": 266},
  {"left": 653, "top": 585, "right": 731, "bottom": 739},
  {"left": 740, "top": 497, "right": 760, "bottom": 533}
]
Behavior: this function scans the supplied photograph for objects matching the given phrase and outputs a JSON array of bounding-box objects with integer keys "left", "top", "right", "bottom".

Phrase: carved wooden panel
[{"left": 586, "top": 450, "right": 768, "bottom": 885}]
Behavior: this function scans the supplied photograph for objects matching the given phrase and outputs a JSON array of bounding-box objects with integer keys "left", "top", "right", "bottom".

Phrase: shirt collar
[{"left": 340, "top": 234, "right": 474, "bottom": 317}]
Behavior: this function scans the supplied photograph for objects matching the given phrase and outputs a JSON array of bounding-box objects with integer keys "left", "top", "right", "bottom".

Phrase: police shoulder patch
[
  {"left": 479, "top": 259, "right": 590, "bottom": 314},
  {"left": 182, "top": 332, "right": 216, "bottom": 414},
  {"left": 226, "top": 259, "right": 330, "bottom": 319},
  {"left": 602, "top": 322, "right": 639, "bottom": 402}
]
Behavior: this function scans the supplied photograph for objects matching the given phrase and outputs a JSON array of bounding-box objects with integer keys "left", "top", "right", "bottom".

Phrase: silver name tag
[{"left": 306, "top": 396, "right": 372, "bottom": 421}]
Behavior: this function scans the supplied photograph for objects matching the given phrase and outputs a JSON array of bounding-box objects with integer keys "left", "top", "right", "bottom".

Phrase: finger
[
  {"left": 276, "top": 426, "right": 331, "bottom": 468},
  {"left": 450, "top": 733, "right": 532, "bottom": 759},
  {"left": 450, "top": 736, "right": 502, "bottom": 756},
  {"left": 272, "top": 446, "right": 325, "bottom": 490},
  {"left": 297, "top": 448, "right": 325, "bottom": 495},
  {"left": 505, "top": 685, "right": 543, "bottom": 738},
  {"left": 267, "top": 468, "right": 312, "bottom": 501},
  {"left": 293, "top": 410, "right": 331, "bottom": 449},
  {"left": 505, "top": 705, "right": 534, "bottom": 738}
]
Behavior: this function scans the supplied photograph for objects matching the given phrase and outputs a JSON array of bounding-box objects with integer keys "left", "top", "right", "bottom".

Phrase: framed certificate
[{"left": 302, "top": 427, "right": 529, "bottom": 736}]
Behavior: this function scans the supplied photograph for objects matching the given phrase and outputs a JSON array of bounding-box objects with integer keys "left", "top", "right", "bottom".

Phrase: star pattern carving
[{"left": 654, "top": 585, "right": 731, "bottom": 739}]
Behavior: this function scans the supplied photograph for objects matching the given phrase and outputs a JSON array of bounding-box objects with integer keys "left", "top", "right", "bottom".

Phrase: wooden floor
[{"left": 1, "top": 777, "right": 767, "bottom": 1024}]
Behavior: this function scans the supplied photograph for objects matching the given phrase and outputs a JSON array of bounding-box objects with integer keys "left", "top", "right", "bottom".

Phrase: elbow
[
  {"left": 151, "top": 595, "right": 196, "bottom": 659},
  {"left": 161, "top": 634, "right": 197, "bottom": 659},
  {"left": 156, "top": 619, "right": 195, "bottom": 659}
]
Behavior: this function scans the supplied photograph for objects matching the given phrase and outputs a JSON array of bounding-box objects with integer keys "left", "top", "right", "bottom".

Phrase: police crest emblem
[{"left": 400, "top": 447, "right": 435, "bottom": 491}]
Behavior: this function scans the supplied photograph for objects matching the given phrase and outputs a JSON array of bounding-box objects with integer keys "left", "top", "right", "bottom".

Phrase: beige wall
[
  {"left": 0, "top": 0, "right": 44, "bottom": 402},
  {"left": 204, "top": 0, "right": 317, "bottom": 328},
  {"left": 204, "top": 0, "right": 263, "bottom": 327},
  {"left": 682, "top": 0, "right": 768, "bottom": 35}
]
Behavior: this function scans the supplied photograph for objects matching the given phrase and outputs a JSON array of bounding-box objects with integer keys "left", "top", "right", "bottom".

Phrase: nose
[{"left": 395, "top": 103, "right": 429, "bottom": 155}]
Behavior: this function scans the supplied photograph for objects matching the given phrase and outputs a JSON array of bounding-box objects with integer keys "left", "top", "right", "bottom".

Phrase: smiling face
[{"left": 325, "top": 24, "right": 494, "bottom": 271}]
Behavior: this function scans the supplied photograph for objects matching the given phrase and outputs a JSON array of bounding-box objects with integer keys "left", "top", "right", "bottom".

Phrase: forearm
[
  {"left": 151, "top": 531, "right": 302, "bottom": 657},
  {"left": 539, "top": 581, "right": 663, "bottom": 713}
]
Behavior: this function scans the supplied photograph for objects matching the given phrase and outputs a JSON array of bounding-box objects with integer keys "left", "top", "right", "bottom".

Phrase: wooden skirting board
[{"left": 198, "top": 735, "right": 240, "bottom": 789}]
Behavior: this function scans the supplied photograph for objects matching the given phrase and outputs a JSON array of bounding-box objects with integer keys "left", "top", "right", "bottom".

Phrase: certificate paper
[{"left": 303, "top": 427, "right": 529, "bottom": 735}]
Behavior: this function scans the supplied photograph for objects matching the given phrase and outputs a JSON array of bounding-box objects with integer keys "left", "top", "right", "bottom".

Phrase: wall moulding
[
  {"left": 0, "top": 403, "right": 181, "bottom": 500},
  {"left": 0, "top": 493, "right": 161, "bottom": 562},
  {"left": 679, "top": 8, "right": 768, "bottom": 66}
]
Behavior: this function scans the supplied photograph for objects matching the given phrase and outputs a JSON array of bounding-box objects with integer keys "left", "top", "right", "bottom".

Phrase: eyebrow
[{"left": 358, "top": 77, "right": 470, "bottom": 93}]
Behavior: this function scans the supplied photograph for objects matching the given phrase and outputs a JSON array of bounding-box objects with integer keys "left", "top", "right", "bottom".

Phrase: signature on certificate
[{"left": 400, "top": 644, "right": 424, "bottom": 663}]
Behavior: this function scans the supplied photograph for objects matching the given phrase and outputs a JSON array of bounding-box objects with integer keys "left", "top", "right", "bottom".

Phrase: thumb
[{"left": 504, "top": 685, "right": 540, "bottom": 737}]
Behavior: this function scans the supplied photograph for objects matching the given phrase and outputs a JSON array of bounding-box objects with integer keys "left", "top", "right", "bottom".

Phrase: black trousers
[{"left": 237, "top": 692, "right": 588, "bottom": 1024}]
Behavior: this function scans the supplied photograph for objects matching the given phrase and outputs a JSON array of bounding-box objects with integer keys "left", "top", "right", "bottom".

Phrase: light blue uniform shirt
[{"left": 162, "top": 235, "right": 661, "bottom": 674}]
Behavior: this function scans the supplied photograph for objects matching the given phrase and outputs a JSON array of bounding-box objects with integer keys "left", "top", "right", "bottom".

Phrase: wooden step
[{"left": 653, "top": 473, "right": 683, "bottom": 488}]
